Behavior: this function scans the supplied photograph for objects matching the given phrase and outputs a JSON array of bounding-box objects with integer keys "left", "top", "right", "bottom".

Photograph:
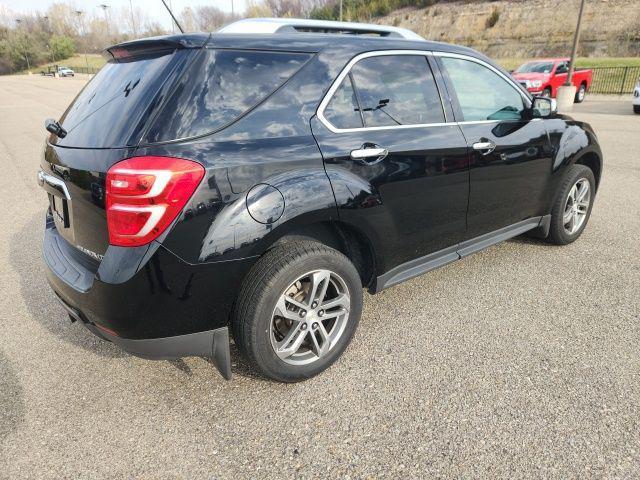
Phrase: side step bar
[{"left": 373, "top": 216, "right": 550, "bottom": 292}]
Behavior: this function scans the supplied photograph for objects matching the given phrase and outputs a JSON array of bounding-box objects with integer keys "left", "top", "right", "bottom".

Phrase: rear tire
[
  {"left": 546, "top": 164, "right": 595, "bottom": 245},
  {"left": 575, "top": 83, "right": 587, "bottom": 103},
  {"left": 634, "top": 105, "right": 640, "bottom": 114},
  {"left": 231, "top": 241, "right": 363, "bottom": 382}
]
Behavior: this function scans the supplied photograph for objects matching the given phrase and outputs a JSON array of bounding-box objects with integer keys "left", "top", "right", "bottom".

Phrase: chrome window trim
[
  {"left": 317, "top": 50, "right": 449, "bottom": 134},
  {"left": 317, "top": 50, "right": 533, "bottom": 134}
]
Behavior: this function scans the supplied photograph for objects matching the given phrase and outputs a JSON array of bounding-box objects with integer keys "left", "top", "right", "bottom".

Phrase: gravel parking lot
[{"left": 0, "top": 75, "right": 638, "bottom": 479}]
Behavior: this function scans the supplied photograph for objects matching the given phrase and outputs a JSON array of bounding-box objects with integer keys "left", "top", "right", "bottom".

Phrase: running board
[{"left": 373, "top": 216, "right": 549, "bottom": 292}]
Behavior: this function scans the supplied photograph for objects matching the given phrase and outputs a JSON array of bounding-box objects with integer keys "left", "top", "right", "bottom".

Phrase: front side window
[{"left": 440, "top": 57, "right": 525, "bottom": 122}]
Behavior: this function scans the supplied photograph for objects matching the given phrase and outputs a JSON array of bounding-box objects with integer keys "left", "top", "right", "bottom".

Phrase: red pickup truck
[{"left": 512, "top": 58, "right": 593, "bottom": 103}]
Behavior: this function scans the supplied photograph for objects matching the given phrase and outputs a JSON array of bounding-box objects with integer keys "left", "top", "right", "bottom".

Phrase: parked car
[
  {"left": 512, "top": 58, "right": 592, "bottom": 103},
  {"left": 633, "top": 78, "right": 640, "bottom": 114},
  {"left": 38, "top": 19, "right": 603, "bottom": 382},
  {"left": 57, "top": 66, "right": 75, "bottom": 77}
]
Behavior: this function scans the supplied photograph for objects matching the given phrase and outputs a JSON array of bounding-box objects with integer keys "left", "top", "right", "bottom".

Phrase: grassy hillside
[{"left": 498, "top": 57, "right": 640, "bottom": 71}]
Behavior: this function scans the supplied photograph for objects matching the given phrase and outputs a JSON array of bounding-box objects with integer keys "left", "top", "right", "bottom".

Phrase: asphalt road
[{"left": 0, "top": 76, "right": 639, "bottom": 479}]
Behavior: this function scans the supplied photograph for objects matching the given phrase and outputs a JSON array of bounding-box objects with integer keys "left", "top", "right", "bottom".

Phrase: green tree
[{"left": 50, "top": 35, "right": 75, "bottom": 61}]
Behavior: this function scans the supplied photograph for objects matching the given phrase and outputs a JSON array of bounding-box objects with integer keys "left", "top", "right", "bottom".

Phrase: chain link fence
[{"left": 590, "top": 66, "right": 640, "bottom": 94}]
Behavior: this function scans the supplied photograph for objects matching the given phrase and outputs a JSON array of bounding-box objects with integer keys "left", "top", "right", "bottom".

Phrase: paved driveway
[{"left": 0, "top": 76, "right": 638, "bottom": 479}]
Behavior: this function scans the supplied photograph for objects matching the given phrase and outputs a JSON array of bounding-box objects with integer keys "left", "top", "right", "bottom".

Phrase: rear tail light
[{"left": 106, "top": 156, "right": 205, "bottom": 247}]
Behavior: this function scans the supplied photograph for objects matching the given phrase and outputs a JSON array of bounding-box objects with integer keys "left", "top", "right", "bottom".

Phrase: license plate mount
[{"left": 49, "top": 193, "right": 70, "bottom": 228}]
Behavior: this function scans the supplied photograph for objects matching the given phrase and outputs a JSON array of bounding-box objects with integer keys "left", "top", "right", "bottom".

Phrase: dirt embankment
[{"left": 376, "top": 0, "right": 640, "bottom": 58}]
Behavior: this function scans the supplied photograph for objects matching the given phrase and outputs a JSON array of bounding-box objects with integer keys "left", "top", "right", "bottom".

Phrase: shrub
[
  {"left": 50, "top": 36, "right": 76, "bottom": 60},
  {"left": 486, "top": 7, "right": 500, "bottom": 29}
]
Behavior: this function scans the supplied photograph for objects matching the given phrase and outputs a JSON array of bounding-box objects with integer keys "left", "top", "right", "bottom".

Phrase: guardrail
[{"left": 590, "top": 66, "right": 640, "bottom": 94}]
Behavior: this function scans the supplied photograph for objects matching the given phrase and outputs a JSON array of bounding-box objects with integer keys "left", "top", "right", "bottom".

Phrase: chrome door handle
[
  {"left": 472, "top": 141, "right": 496, "bottom": 155},
  {"left": 350, "top": 147, "right": 388, "bottom": 164}
]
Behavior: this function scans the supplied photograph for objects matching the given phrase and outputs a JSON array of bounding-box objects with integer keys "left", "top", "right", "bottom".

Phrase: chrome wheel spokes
[
  {"left": 270, "top": 269, "right": 350, "bottom": 365},
  {"left": 563, "top": 178, "right": 591, "bottom": 235}
]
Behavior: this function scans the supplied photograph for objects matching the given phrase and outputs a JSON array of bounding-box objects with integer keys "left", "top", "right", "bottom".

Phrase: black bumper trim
[{"left": 54, "top": 293, "right": 232, "bottom": 380}]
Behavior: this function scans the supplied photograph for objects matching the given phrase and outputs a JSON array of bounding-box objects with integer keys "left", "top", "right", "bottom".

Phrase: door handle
[
  {"left": 350, "top": 146, "right": 388, "bottom": 164},
  {"left": 472, "top": 141, "right": 496, "bottom": 156}
]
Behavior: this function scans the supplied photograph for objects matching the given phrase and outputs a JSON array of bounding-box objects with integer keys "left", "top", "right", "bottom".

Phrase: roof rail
[{"left": 218, "top": 18, "right": 425, "bottom": 41}]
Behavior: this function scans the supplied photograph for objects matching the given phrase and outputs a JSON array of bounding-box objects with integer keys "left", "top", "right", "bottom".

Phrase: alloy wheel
[
  {"left": 563, "top": 178, "right": 591, "bottom": 235},
  {"left": 578, "top": 85, "right": 586, "bottom": 102},
  {"left": 270, "top": 269, "right": 351, "bottom": 365}
]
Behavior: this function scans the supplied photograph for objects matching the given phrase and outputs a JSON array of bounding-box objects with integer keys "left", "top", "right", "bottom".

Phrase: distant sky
[{"left": 0, "top": 0, "right": 249, "bottom": 30}]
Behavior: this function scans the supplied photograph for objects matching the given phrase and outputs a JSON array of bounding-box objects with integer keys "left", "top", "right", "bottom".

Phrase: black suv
[{"left": 39, "top": 19, "right": 602, "bottom": 382}]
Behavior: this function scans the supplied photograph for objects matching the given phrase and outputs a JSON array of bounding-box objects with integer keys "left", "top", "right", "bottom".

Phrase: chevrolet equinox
[{"left": 39, "top": 18, "right": 603, "bottom": 382}]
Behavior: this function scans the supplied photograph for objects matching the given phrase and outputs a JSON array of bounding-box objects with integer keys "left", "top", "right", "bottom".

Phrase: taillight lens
[{"left": 106, "top": 156, "right": 205, "bottom": 247}]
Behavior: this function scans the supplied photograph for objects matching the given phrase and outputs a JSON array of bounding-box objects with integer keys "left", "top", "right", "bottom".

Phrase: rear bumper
[
  {"left": 55, "top": 291, "right": 232, "bottom": 378},
  {"left": 43, "top": 212, "right": 255, "bottom": 379}
]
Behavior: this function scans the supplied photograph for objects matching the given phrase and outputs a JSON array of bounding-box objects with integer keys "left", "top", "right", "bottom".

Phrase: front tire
[
  {"left": 634, "top": 105, "right": 640, "bottom": 114},
  {"left": 542, "top": 87, "right": 552, "bottom": 98},
  {"left": 232, "top": 241, "right": 363, "bottom": 382},
  {"left": 547, "top": 164, "right": 596, "bottom": 245}
]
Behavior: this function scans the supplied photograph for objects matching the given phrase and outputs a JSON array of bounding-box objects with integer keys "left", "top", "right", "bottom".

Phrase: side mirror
[{"left": 532, "top": 97, "right": 557, "bottom": 118}]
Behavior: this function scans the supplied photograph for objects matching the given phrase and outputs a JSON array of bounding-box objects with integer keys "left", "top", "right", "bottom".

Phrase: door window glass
[
  {"left": 349, "top": 55, "right": 444, "bottom": 127},
  {"left": 440, "top": 57, "right": 525, "bottom": 121},
  {"left": 323, "top": 76, "right": 363, "bottom": 129}
]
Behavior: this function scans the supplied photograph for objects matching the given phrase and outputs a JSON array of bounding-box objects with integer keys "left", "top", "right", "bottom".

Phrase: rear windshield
[
  {"left": 55, "top": 49, "right": 189, "bottom": 148},
  {"left": 144, "top": 49, "right": 312, "bottom": 143}
]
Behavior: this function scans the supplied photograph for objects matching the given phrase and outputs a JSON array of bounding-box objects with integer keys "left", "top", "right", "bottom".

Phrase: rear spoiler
[{"left": 104, "top": 34, "right": 210, "bottom": 62}]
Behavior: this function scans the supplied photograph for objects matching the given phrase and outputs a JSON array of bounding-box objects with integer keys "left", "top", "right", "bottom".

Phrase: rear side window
[
  {"left": 323, "top": 75, "right": 363, "bottom": 129},
  {"left": 145, "top": 50, "right": 312, "bottom": 142},
  {"left": 349, "top": 55, "right": 444, "bottom": 127}
]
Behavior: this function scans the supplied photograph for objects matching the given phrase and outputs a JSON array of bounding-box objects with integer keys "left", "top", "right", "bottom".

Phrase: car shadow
[
  {"left": 0, "top": 349, "right": 25, "bottom": 461},
  {"left": 10, "top": 213, "right": 125, "bottom": 358}
]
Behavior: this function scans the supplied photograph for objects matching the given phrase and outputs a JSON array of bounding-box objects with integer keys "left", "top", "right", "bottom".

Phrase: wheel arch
[
  {"left": 574, "top": 150, "right": 602, "bottom": 190},
  {"left": 254, "top": 219, "right": 377, "bottom": 290}
]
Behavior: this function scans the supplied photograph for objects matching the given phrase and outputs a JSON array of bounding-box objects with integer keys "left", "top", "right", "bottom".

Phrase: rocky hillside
[{"left": 375, "top": 0, "right": 640, "bottom": 58}]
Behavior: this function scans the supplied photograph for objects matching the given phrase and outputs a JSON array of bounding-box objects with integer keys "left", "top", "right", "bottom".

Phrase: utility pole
[
  {"left": 75, "top": 10, "right": 90, "bottom": 71},
  {"left": 566, "top": 0, "right": 586, "bottom": 86},
  {"left": 340, "top": 0, "right": 343, "bottom": 21},
  {"left": 231, "top": 0, "right": 235, "bottom": 17},
  {"left": 98, "top": 4, "right": 110, "bottom": 42},
  {"left": 14, "top": 19, "right": 30, "bottom": 71},
  {"left": 129, "top": 0, "right": 138, "bottom": 37}
]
